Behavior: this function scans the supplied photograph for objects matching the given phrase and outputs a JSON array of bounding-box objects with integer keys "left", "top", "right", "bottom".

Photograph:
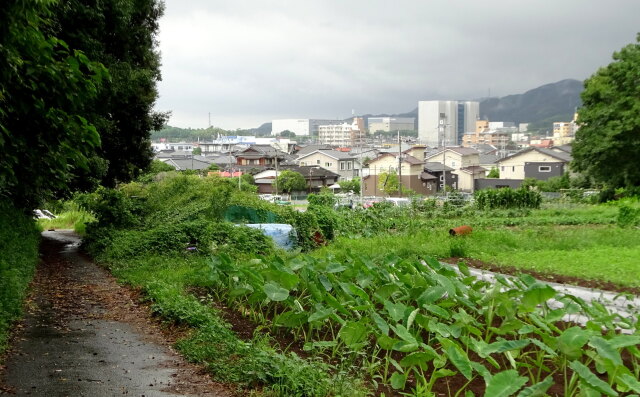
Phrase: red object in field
[{"left": 449, "top": 225, "right": 472, "bottom": 236}]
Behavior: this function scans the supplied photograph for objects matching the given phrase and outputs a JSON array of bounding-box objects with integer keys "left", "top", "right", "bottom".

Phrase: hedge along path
[{"left": 0, "top": 231, "right": 229, "bottom": 397}]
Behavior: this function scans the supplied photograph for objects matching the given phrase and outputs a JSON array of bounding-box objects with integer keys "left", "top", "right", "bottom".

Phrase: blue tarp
[{"left": 244, "top": 223, "right": 297, "bottom": 250}]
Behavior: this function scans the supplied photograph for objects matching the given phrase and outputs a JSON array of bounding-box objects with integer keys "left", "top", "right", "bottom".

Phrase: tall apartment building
[
  {"left": 418, "top": 101, "right": 479, "bottom": 146},
  {"left": 318, "top": 118, "right": 365, "bottom": 146},
  {"left": 367, "top": 117, "right": 415, "bottom": 133},
  {"left": 271, "top": 119, "right": 343, "bottom": 136}
]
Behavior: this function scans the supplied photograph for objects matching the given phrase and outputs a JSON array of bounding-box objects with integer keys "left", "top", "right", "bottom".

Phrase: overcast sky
[{"left": 154, "top": 0, "right": 640, "bottom": 130}]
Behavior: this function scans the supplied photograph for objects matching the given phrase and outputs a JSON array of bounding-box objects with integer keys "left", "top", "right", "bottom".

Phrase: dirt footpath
[{"left": 0, "top": 230, "right": 230, "bottom": 397}]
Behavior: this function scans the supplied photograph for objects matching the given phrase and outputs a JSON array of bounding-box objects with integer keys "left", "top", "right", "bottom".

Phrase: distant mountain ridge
[
  {"left": 243, "top": 79, "right": 584, "bottom": 134},
  {"left": 357, "top": 79, "right": 584, "bottom": 130}
]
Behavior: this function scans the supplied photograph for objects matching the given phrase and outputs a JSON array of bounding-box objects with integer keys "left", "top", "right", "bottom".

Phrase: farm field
[{"left": 72, "top": 175, "right": 640, "bottom": 396}]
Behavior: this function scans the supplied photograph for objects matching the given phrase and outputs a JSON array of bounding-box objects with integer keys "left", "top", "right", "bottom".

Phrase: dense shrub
[
  {"left": 474, "top": 187, "right": 542, "bottom": 210},
  {"left": 0, "top": 201, "right": 40, "bottom": 352}
]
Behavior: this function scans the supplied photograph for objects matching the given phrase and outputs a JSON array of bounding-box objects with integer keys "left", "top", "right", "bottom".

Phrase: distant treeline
[{"left": 152, "top": 126, "right": 263, "bottom": 142}]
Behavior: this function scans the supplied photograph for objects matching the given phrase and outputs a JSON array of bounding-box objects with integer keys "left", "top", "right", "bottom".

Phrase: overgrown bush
[
  {"left": 0, "top": 201, "right": 40, "bottom": 352},
  {"left": 474, "top": 187, "right": 542, "bottom": 210}
]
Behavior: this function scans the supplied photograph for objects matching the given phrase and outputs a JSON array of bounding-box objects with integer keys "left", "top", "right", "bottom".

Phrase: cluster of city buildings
[{"left": 151, "top": 99, "right": 578, "bottom": 196}]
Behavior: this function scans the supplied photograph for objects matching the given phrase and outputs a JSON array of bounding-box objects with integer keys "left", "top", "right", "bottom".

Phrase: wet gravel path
[{"left": 0, "top": 231, "right": 229, "bottom": 397}]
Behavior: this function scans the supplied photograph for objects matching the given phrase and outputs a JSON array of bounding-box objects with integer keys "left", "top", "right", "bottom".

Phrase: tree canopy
[
  {"left": 0, "top": 0, "right": 107, "bottom": 208},
  {"left": 276, "top": 170, "right": 307, "bottom": 193},
  {"left": 51, "top": 0, "right": 167, "bottom": 188},
  {"left": 572, "top": 33, "right": 640, "bottom": 188}
]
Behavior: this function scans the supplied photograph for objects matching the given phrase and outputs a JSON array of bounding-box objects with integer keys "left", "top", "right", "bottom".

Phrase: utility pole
[
  {"left": 397, "top": 130, "right": 402, "bottom": 197},
  {"left": 274, "top": 154, "right": 279, "bottom": 196}
]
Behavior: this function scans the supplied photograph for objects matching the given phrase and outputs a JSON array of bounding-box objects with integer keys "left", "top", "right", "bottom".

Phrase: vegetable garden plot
[{"left": 206, "top": 252, "right": 640, "bottom": 396}]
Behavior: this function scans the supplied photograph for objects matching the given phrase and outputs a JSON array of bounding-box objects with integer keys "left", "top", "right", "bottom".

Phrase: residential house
[
  {"left": 235, "top": 145, "right": 290, "bottom": 167},
  {"left": 296, "top": 149, "right": 360, "bottom": 180},
  {"left": 454, "top": 166, "right": 487, "bottom": 192},
  {"left": 424, "top": 147, "right": 481, "bottom": 171},
  {"left": 252, "top": 165, "right": 339, "bottom": 194},
  {"left": 495, "top": 147, "right": 572, "bottom": 180},
  {"left": 424, "top": 162, "right": 457, "bottom": 192},
  {"left": 363, "top": 153, "right": 434, "bottom": 196}
]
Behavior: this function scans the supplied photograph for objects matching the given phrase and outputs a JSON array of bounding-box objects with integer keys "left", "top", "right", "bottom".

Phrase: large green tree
[
  {"left": 572, "top": 33, "right": 640, "bottom": 188},
  {"left": 0, "top": 0, "right": 107, "bottom": 208},
  {"left": 51, "top": 0, "right": 167, "bottom": 188},
  {"left": 276, "top": 170, "right": 307, "bottom": 193}
]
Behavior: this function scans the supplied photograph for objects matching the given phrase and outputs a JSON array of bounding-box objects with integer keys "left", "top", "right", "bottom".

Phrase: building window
[
  {"left": 317, "top": 160, "right": 320, "bottom": 165},
  {"left": 325, "top": 162, "right": 332, "bottom": 167},
  {"left": 439, "top": 175, "right": 444, "bottom": 181},
  {"left": 501, "top": 166, "right": 504, "bottom": 172},
  {"left": 512, "top": 166, "right": 515, "bottom": 172},
  {"left": 340, "top": 162, "right": 345, "bottom": 170},
  {"left": 452, "top": 161, "right": 456, "bottom": 167},
  {"left": 539, "top": 166, "right": 551, "bottom": 172},
  {"left": 347, "top": 162, "right": 352, "bottom": 170}
]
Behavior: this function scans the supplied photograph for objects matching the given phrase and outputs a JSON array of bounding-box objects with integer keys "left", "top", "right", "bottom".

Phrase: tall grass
[
  {"left": 0, "top": 201, "right": 40, "bottom": 354},
  {"left": 37, "top": 202, "right": 95, "bottom": 235}
]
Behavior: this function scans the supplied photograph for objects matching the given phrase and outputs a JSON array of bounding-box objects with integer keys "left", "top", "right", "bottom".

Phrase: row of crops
[{"left": 207, "top": 250, "right": 640, "bottom": 396}]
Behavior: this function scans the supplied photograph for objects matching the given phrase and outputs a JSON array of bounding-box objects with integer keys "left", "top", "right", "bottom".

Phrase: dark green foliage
[
  {"left": 276, "top": 170, "right": 307, "bottom": 193},
  {"left": 487, "top": 168, "right": 500, "bottom": 178},
  {"left": 617, "top": 203, "right": 640, "bottom": 228},
  {"left": 0, "top": 201, "right": 40, "bottom": 352},
  {"left": 0, "top": 0, "right": 108, "bottom": 208},
  {"left": 51, "top": 0, "right": 166, "bottom": 187},
  {"left": 307, "top": 193, "right": 337, "bottom": 207},
  {"left": 474, "top": 187, "right": 542, "bottom": 210},
  {"left": 338, "top": 178, "right": 361, "bottom": 194},
  {"left": 573, "top": 33, "right": 640, "bottom": 188}
]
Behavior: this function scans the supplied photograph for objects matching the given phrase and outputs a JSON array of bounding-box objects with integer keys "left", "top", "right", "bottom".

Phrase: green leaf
[
  {"left": 483, "top": 339, "right": 531, "bottom": 355},
  {"left": 406, "top": 308, "right": 419, "bottom": 330},
  {"left": 485, "top": 370, "right": 528, "bottom": 397},
  {"left": 338, "top": 321, "right": 369, "bottom": 349},
  {"left": 392, "top": 324, "right": 418, "bottom": 345},
  {"left": 390, "top": 372, "right": 407, "bottom": 390},
  {"left": 618, "top": 373, "right": 640, "bottom": 393},
  {"left": 308, "top": 305, "right": 334, "bottom": 323},
  {"left": 263, "top": 282, "right": 289, "bottom": 301},
  {"left": 399, "top": 351, "right": 435, "bottom": 370},
  {"left": 458, "top": 261, "right": 471, "bottom": 277},
  {"left": 423, "top": 304, "right": 451, "bottom": 320},
  {"left": 589, "top": 336, "right": 622, "bottom": 367},
  {"left": 608, "top": 335, "right": 640, "bottom": 349},
  {"left": 417, "top": 286, "right": 447, "bottom": 305},
  {"left": 446, "top": 344, "right": 473, "bottom": 380},
  {"left": 557, "top": 326, "right": 590, "bottom": 360},
  {"left": 569, "top": 361, "right": 618, "bottom": 397},
  {"left": 384, "top": 300, "right": 407, "bottom": 323},
  {"left": 371, "top": 311, "right": 389, "bottom": 336},
  {"left": 433, "top": 273, "right": 457, "bottom": 297},
  {"left": 517, "top": 376, "right": 554, "bottom": 397},
  {"left": 521, "top": 284, "right": 556, "bottom": 310}
]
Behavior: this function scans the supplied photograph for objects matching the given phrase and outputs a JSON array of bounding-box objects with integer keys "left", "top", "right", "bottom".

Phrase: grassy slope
[{"left": 0, "top": 201, "right": 40, "bottom": 353}]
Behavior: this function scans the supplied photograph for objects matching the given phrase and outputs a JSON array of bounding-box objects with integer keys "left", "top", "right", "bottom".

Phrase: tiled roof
[{"left": 424, "top": 162, "right": 454, "bottom": 172}]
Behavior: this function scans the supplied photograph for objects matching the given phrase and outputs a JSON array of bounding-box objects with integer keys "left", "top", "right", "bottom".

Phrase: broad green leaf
[
  {"left": 457, "top": 261, "right": 471, "bottom": 277},
  {"left": 517, "top": 376, "right": 554, "bottom": 397},
  {"left": 446, "top": 344, "right": 473, "bottom": 380},
  {"left": 338, "top": 321, "right": 369, "bottom": 349},
  {"left": 326, "top": 262, "right": 347, "bottom": 273},
  {"left": 423, "top": 304, "right": 451, "bottom": 320},
  {"left": 569, "top": 361, "right": 618, "bottom": 397},
  {"left": 308, "top": 305, "right": 334, "bottom": 323},
  {"left": 521, "top": 284, "right": 556, "bottom": 310},
  {"left": 433, "top": 273, "right": 457, "bottom": 297},
  {"left": 485, "top": 370, "right": 528, "bottom": 397},
  {"left": 323, "top": 293, "right": 350, "bottom": 315},
  {"left": 390, "top": 372, "right": 407, "bottom": 390},
  {"left": 392, "top": 324, "right": 418, "bottom": 345},
  {"left": 392, "top": 340, "right": 419, "bottom": 353},
  {"left": 417, "top": 286, "right": 447, "bottom": 305},
  {"left": 274, "top": 311, "right": 307, "bottom": 327},
  {"left": 608, "top": 335, "right": 640, "bottom": 349},
  {"left": 303, "top": 340, "right": 337, "bottom": 351},
  {"left": 589, "top": 336, "right": 622, "bottom": 367},
  {"left": 557, "top": 327, "right": 590, "bottom": 360},
  {"left": 318, "top": 274, "right": 333, "bottom": 291},
  {"left": 371, "top": 311, "right": 389, "bottom": 336},
  {"left": 377, "top": 334, "right": 398, "bottom": 350},
  {"left": 263, "top": 282, "right": 289, "bottom": 301},
  {"left": 529, "top": 338, "right": 557, "bottom": 357},
  {"left": 470, "top": 361, "right": 491, "bottom": 383},
  {"left": 399, "top": 351, "right": 435, "bottom": 370},
  {"left": 374, "top": 283, "right": 399, "bottom": 302},
  {"left": 483, "top": 339, "right": 531, "bottom": 355},
  {"left": 384, "top": 300, "right": 407, "bottom": 323},
  {"left": 618, "top": 373, "right": 640, "bottom": 393}
]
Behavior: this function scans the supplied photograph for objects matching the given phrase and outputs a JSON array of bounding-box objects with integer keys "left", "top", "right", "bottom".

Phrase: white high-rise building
[{"left": 418, "top": 101, "right": 479, "bottom": 146}]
